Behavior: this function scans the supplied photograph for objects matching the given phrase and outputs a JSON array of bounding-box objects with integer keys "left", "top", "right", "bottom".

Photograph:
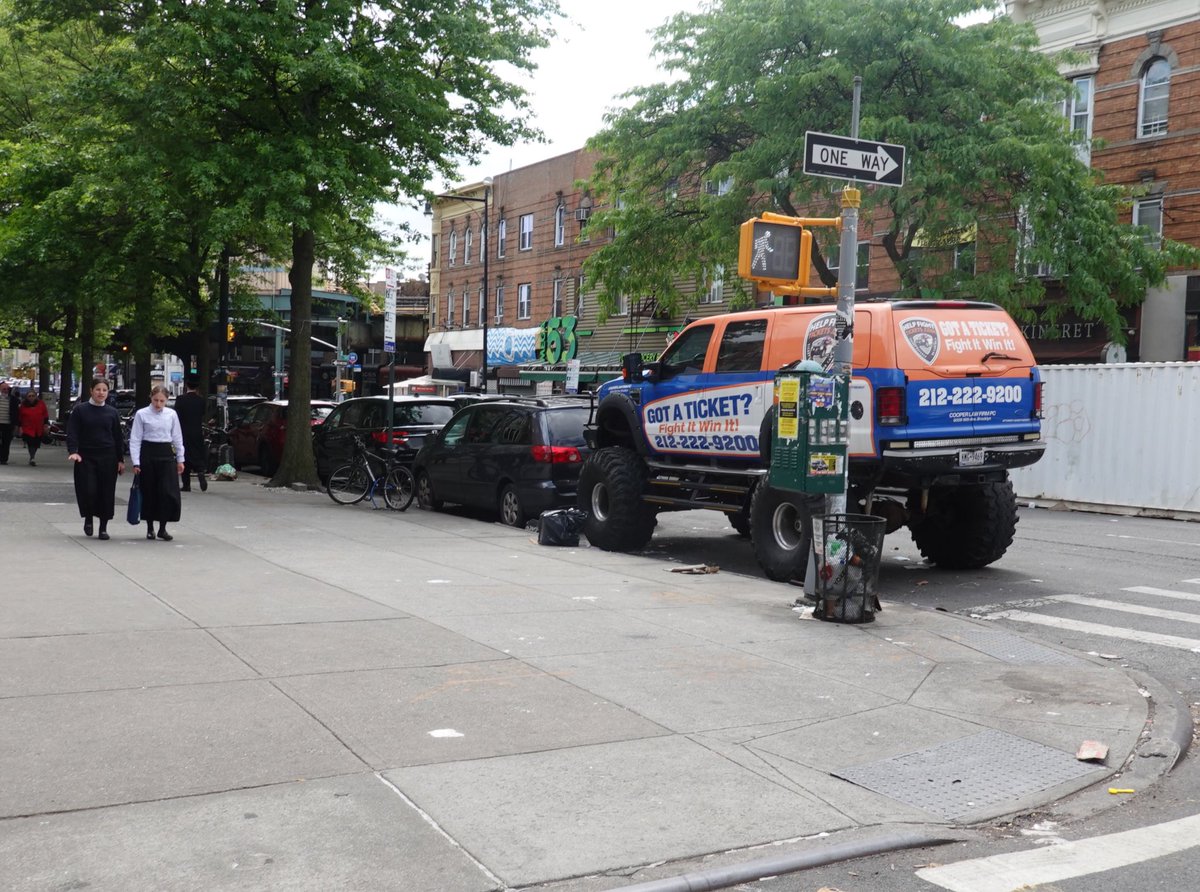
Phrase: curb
[{"left": 611, "top": 828, "right": 960, "bottom": 892}]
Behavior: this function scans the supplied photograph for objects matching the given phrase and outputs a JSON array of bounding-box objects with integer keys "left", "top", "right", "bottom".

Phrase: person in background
[
  {"left": 130, "top": 384, "right": 185, "bottom": 541},
  {"left": 0, "top": 381, "right": 19, "bottom": 464},
  {"left": 66, "top": 378, "right": 126, "bottom": 539},
  {"left": 17, "top": 388, "right": 49, "bottom": 466},
  {"left": 175, "top": 376, "right": 207, "bottom": 492}
]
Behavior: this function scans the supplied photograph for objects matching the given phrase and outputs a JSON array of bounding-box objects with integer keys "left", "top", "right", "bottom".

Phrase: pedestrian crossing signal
[
  {"left": 738, "top": 219, "right": 810, "bottom": 286},
  {"left": 226, "top": 323, "right": 235, "bottom": 342}
]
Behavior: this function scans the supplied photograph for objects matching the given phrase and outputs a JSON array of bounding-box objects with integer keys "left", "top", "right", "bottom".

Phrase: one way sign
[{"left": 804, "top": 131, "right": 905, "bottom": 187}]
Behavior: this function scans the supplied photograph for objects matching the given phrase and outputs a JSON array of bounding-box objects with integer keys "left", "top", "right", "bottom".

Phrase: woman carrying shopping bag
[{"left": 129, "top": 385, "right": 185, "bottom": 541}]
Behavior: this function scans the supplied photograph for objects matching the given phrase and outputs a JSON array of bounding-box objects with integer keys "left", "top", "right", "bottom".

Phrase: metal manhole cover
[
  {"left": 834, "top": 728, "right": 1098, "bottom": 820},
  {"left": 952, "top": 629, "right": 1081, "bottom": 665}
]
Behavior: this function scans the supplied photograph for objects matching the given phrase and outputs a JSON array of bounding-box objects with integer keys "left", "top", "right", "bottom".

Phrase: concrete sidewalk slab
[
  {"left": 0, "top": 459, "right": 1178, "bottom": 891},
  {"left": 0, "top": 774, "right": 495, "bottom": 892},
  {"left": 387, "top": 735, "right": 851, "bottom": 888}
]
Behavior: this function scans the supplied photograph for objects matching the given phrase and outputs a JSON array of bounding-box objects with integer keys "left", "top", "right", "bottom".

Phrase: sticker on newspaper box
[
  {"left": 809, "top": 453, "right": 842, "bottom": 476},
  {"left": 808, "top": 376, "right": 834, "bottom": 409}
]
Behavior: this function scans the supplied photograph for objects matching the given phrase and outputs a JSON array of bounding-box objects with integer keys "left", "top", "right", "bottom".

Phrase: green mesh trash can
[{"left": 812, "top": 513, "right": 885, "bottom": 623}]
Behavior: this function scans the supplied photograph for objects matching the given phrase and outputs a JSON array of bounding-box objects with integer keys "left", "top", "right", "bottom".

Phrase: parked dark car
[
  {"left": 229, "top": 399, "right": 334, "bottom": 475},
  {"left": 413, "top": 398, "right": 592, "bottom": 527},
  {"left": 205, "top": 394, "right": 268, "bottom": 429},
  {"left": 312, "top": 396, "right": 468, "bottom": 482}
]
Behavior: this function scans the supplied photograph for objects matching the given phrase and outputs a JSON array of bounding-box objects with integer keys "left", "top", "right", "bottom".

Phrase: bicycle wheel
[
  {"left": 382, "top": 465, "right": 416, "bottom": 511},
  {"left": 327, "top": 463, "right": 370, "bottom": 505}
]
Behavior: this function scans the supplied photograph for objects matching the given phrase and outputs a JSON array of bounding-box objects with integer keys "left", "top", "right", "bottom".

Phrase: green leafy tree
[
  {"left": 583, "top": 0, "right": 1198, "bottom": 337},
  {"left": 21, "top": 0, "right": 558, "bottom": 486}
]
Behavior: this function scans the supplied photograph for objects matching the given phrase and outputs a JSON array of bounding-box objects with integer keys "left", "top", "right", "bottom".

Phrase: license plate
[{"left": 958, "top": 447, "right": 985, "bottom": 467}]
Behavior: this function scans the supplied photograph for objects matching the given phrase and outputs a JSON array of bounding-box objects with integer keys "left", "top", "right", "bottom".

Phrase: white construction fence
[{"left": 1009, "top": 362, "right": 1200, "bottom": 519}]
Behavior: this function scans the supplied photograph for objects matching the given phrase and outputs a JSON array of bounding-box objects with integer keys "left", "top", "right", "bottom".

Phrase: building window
[
  {"left": 463, "top": 227, "right": 472, "bottom": 266},
  {"left": 954, "top": 241, "right": 976, "bottom": 277},
  {"left": 615, "top": 294, "right": 630, "bottom": 316},
  {"left": 478, "top": 287, "right": 485, "bottom": 325},
  {"left": 703, "top": 176, "right": 734, "bottom": 196},
  {"left": 1139, "top": 58, "right": 1169, "bottom": 137},
  {"left": 497, "top": 218, "right": 507, "bottom": 258},
  {"left": 448, "top": 230, "right": 458, "bottom": 267},
  {"left": 552, "top": 278, "right": 564, "bottom": 316},
  {"left": 495, "top": 285, "right": 505, "bottom": 322},
  {"left": 827, "top": 241, "right": 871, "bottom": 290},
  {"left": 701, "top": 265, "right": 724, "bottom": 304},
  {"left": 1062, "top": 76, "right": 1093, "bottom": 164},
  {"left": 447, "top": 292, "right": 455, "bottom": 327},
  {"left": 1133, "top": 198, "right": 1163, "bottom": 249},
  {"left": 462, "top": 291, "right": 471, "bottom": 328},
  {"left": 431, "top": 234, "right": 439, "bottom": 269},
  {"left": 430, "top": 294, "right": 438, "bottom": 329},
  {"left": 554, "top": 204, "right": 565, "bottom": 247},
  {"left": 575, "top": 276, "right": 585, "bottom": 316},
  {"left": 518, "top": 282, "right": 532, "bottom": 320},
  {"left": 478, "top": 225, "right": 485, "bottom": 263},
  {"left": 519, "top": 213, "right": 533, "bottom": 251}
]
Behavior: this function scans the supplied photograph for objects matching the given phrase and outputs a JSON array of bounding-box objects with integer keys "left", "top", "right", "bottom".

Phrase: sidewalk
[{"left": 0, "top": 450, "right": 1187, "bottom": 891}]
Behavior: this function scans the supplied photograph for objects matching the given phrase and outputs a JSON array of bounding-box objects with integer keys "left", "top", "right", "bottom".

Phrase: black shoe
[
  {"left": 29, "top": 460, "right": 35, "bottom": 466},
  {"left": 146, "top": 529, "right": 156, "bottom": 540},
  {"left": 198, "top": 474, "right": 207, "bottom": 492},
  {"left": 83, "top": 519, "right": 94, "bottom": 537},
  {"left": 98, "top": 530, "right": 110, "bottom": 541},
  {"left": 181, "top": 484, "right": 191, "bottom": 492},
  {"left": 157, "top": 529, "right": 173, "bottom": 541}
]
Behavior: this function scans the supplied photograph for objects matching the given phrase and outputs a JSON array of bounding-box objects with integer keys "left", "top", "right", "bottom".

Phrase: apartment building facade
[{"left": 1008, "top": 0, "right": 1200, "bottom": 360}]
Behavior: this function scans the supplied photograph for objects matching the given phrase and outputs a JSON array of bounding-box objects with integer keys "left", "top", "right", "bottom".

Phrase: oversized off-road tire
[
  {"left": 728, "top": 507, "right": 751, "bottom": 538},
  {"left": 908, "top": 480, "right": 1018, "bottom": 569},
  {"left": 578, "top": 447, "right": 656, "bottom": 552},
  {"left": 750, "top": 484, "right": 817, "bottom": 582}
]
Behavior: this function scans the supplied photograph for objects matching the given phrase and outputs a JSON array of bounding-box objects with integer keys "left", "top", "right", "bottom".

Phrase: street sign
[
  {"left": 804, "top": 131, "right": 905, "bottom": 186},
  {"left": 384, "top": 267, "right": 396, "bottom": 353}
]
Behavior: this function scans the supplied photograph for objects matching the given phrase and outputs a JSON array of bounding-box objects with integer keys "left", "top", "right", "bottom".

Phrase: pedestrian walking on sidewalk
[
  {"left": 0, "top": 381, "right": 19, "bottom": 464},
  {"left": 66, "top": 378, "right": 126, "bottom": 540},
  {"left": 17, "top": 388, "right": 49, "bottom": 466},
  {"left": 130, "top": 385, "right": 185, "bottom": 541},
  {"left": 175, "top": 376, "right": 207, "bottom": 492}
]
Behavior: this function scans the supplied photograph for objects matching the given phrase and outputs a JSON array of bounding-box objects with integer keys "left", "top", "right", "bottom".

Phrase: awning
[{"left": 423, "top": 330, "right": 483, "bottom": 351}]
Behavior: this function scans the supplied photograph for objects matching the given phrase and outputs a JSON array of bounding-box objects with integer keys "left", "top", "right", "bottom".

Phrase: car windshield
[
  {"left": 392, "top": 403, "right": 454, "bottom": 426},
  {"left": 544, "top": 407, "right": 589, "bottom": 446}
]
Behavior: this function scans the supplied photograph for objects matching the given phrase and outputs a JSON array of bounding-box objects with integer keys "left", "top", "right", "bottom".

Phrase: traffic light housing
[
  {"left": 737, "top": 212, "right": 839, "bottom": 298},
  {"left": 226, "top": 323, "right": 235, "bottom": 343}
]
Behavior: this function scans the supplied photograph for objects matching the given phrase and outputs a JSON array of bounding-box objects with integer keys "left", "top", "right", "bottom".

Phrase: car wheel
[
  {"left": 416, "top": 471, "right": 443, "bottom": 510},
  {"left": 499, "top": 484, "right": 526, "bottom": 527}
]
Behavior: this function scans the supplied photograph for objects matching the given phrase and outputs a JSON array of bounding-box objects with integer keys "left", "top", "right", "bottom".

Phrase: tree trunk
[
  {"left": 57, "top": 306, "right": 78, "bottom": 420},
  {"left": 271, "top": 224, "right": 321, "bottom": 488},
  {"left": 35, "top": 312, "right": 52, "bottom": 398},
  {"left": 80, "top": 304, "right": 96, "bottom": 389}
]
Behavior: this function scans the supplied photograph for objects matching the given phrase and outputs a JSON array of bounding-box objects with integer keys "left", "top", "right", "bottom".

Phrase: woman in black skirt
[
  {"left": 130, "top": 385, "right": 185, "bottom": 541},
  {"left": 66, "top": 378, "right": 126, "bottom": 540}
]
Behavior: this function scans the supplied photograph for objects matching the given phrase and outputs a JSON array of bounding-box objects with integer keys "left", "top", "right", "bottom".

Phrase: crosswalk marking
[
  {"left": 988, "top": 610, "right": 1200, "bottom": 653},
  {"left": 1050, "top": 593, "right": 1200, "bottom": 625},
  {"left": 916, "top": 813, "right": 1200, "bottom": 891},
  {"left": 1124, "top": 585, "right": 1200, "bottom": 603}
]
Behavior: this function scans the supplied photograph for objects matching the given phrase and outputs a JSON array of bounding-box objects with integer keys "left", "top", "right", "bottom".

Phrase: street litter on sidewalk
[{"left": 669, "top": 564, "right": 720, "bottom": 574}]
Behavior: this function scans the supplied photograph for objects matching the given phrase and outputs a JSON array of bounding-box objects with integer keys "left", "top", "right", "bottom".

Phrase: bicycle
[{"left": 326, "top": 434, "right": 415, "bottom": 510}]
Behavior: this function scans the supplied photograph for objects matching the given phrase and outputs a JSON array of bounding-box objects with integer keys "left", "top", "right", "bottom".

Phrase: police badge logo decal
[
  {"left": 805, "top": 313, "right": 839, "bottom": 370},
  {"left": 900, "top": 317, "right": 940, "bottom": 364}
]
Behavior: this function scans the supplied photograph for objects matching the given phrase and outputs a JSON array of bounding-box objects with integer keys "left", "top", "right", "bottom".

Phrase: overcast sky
[{"left": 384, "top": 0, "right": 688, "bottom": 276}]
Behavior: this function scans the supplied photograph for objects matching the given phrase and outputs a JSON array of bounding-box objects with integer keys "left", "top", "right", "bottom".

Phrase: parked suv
[
  {"left": 580, "top": 300, "right": 1045, "bottom": 580},
  {"left": 414, "top": 398, "right": 591, "bottom": 527},
  {"left": 313, "top": 396, "right": 464, "bottom": 482}
]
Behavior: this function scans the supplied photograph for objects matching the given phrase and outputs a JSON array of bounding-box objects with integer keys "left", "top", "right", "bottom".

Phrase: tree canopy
[
  {"left": 1, "top": 0, "right": 559, "bottom": 484},
  {"left": 583, "top": 0, "right": 1198, "bottom": 337}
]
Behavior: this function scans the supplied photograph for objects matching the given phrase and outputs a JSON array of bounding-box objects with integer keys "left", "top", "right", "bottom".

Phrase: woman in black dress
[
  {"left": 66, "top": 378, "right": 127, "bottom": 540},
  {"left": 130, "top": 385, "right": 185, "bottom": 541}
]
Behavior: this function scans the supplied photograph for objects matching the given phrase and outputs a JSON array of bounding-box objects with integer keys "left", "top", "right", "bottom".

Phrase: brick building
[{"left": 1008, "top": 0, "right": 1200, "bottom": 360}]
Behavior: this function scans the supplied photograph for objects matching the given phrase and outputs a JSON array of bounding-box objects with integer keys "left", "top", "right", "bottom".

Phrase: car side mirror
[{"left": 621, "top": 352, "right": 643, "bottom": 382}]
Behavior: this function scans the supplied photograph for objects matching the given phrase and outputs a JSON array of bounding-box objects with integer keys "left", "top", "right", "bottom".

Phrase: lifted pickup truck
[{"left": 579, "top": 300, "right": 1045, "bottom": 580}]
